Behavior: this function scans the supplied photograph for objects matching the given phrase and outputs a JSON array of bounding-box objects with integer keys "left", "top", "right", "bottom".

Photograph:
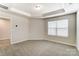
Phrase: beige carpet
[{"left": 0, "top": 40, "right": 79, "bottom": 56}]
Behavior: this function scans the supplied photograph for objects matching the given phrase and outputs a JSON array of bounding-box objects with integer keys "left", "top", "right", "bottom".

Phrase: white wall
[
  {"left": 77, "top": 11, "right": 79, "bottom": 50},
  {"left": 0, "top": 9, "right": 45, "bottom": 44},
  {"left": 0, "top": 9, "right": 10, "bottom": 18},
  {"left": 29, "top": 18, "right": 45, "bottom": 40},
  {"left": 10, "top": 14, "right": 30, "bottom": 44},
  {"left": 0, "top": 9, "right": 30, "bottom": 44},
  {"left": 64, "top": 4, "right": 79, "bottom": 12}
]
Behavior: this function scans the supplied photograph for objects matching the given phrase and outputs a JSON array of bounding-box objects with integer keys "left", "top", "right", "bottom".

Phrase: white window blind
[
  {"left": 48, "top": 19, "right": 68, "bottom": 37},
  {"left": 48, "top": 21, "right": 56, "bottom": 35}
]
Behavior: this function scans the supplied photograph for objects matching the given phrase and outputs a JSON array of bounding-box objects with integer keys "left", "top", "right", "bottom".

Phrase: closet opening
[{"left": 0, "top": 18, "right": 10, "bottom": 47}]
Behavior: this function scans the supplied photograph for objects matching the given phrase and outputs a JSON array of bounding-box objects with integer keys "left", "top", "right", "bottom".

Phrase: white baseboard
[
  {"left": 11, "top": 39, "right": 76, "bottom": 47},
  {"left": 77, "top": 48, "right": 79, "bottom": 51},
  {"left": 29, "top": 38, "right": 45, "bottom": 40},
  {"left": 27, "top": 39, "right": 76, "bottom": 47},
  {"left": 46, "top": 39, "right": 76, "bottom": 47},
  {"left": 11, "top": 39, "right": 28, "bottom": 44},
  {"left": 11, "top": 39, "right": 45, "bottom": 44},
  {"left": 76, "top": 45, "right": 79, "bottom": 51}
]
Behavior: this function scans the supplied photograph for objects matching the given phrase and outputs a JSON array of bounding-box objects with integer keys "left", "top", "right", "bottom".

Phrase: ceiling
[
  {"left": 1, "top": 3, "right": 64, "bottom": 17},
  {"left": 1, "top": 3, "right": 79, "bottom": 18}
]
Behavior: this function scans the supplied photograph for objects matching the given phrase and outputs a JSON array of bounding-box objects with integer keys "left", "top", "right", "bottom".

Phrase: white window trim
[{"left": 48, "top": 19, "right": 68, "bottom": 37}]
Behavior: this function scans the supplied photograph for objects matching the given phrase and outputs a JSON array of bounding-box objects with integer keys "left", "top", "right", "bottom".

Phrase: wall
[
  {"left": 77, "top": 11, "right": 79, "bottom": 50},
  {"left": 0, "top": 9, "right": 30, "bottom": 44},
  {"left": 0, "top": 10, "right": 11, "bottom": 40},
  {"left": 45, "top": 13, "right": 76, "bottom": 46},
  {"left": 29, "top": 18, "right": 45, "bottom": 40},
  {"left": 0, "top": 9, "right": 45, "bottom": 44},
  {"left": 10, "top": 14, "right": 30, "bottom": 44}
]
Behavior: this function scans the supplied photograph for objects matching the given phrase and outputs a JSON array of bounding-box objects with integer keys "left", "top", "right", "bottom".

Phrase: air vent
[
  {"left": 0, "top": 4, "right": 8, "bottom": 9},
  {"left": 43, "top": 9, "right": 65, "bottom": 16}
]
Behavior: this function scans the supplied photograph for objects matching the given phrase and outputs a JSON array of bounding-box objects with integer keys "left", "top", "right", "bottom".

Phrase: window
[
  {"left": 48, "top": 19, "right": 68, "bottom": 37},
  {"left": 48, "top": 21, "right": 56, "bottom": 35}
]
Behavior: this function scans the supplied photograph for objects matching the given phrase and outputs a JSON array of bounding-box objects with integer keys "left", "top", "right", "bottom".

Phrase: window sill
[{"left": 48, "top": 35, "right": 68, "bottom": 38}]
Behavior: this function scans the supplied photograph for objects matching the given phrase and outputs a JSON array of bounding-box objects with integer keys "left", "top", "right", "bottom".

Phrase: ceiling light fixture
[{"left": 34, "top": 5, "right": 41, "bottom": 10}]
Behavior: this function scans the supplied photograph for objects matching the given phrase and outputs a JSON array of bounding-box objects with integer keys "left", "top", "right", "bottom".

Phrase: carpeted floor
[{"left": 0, "top": 40, "right": 79, "bottom": 56}]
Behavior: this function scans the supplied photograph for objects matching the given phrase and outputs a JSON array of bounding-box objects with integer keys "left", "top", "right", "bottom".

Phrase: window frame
[{"left": 48, "top": 19, "right": 68, "bottom": 37}]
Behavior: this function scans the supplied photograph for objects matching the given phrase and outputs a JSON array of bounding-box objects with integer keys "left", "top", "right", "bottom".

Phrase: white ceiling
[
  {"left": 1, "top": 3, "right": 64, "bottom": 17},
  {"left": 1, "top": 3, "right": 79, "bottom": 18}
]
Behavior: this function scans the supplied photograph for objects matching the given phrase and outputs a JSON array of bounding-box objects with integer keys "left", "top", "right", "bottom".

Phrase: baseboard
[
  {"left": 11, "top": 39, "right": 45, "bottom": 44},
  {"left": 76, "top": 45, "right": 79, "bottom": 51},
  {"left": 11, "top": 39, "right": 76, "bottom": 47},
  {"left": 29, "top": 38, "right": 45, "bottom": 40},
  {"left": 77, "top": 47, "right": 79, "bottom": 51},
  {"left": 46, "top": 39, "right": 76, "bottom": 47},
  {"left": 11, "top": 39, "right": 28, "bottom": 44},
  {"left": 27, "top": 39, "right": 76, "bottom": 47}
]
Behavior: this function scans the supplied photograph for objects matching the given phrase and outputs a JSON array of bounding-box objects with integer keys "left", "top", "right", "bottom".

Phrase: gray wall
[
  {"left": 29, "top": 18, "right": 45, "bottom": 40},
  {"left": 45, "top": 13, "right": 76, "bottom": 46}
]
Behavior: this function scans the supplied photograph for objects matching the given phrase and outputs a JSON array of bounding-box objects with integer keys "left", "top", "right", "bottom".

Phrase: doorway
[{"left": 0, "top": 18, "right": 10, "bottom": 47}]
